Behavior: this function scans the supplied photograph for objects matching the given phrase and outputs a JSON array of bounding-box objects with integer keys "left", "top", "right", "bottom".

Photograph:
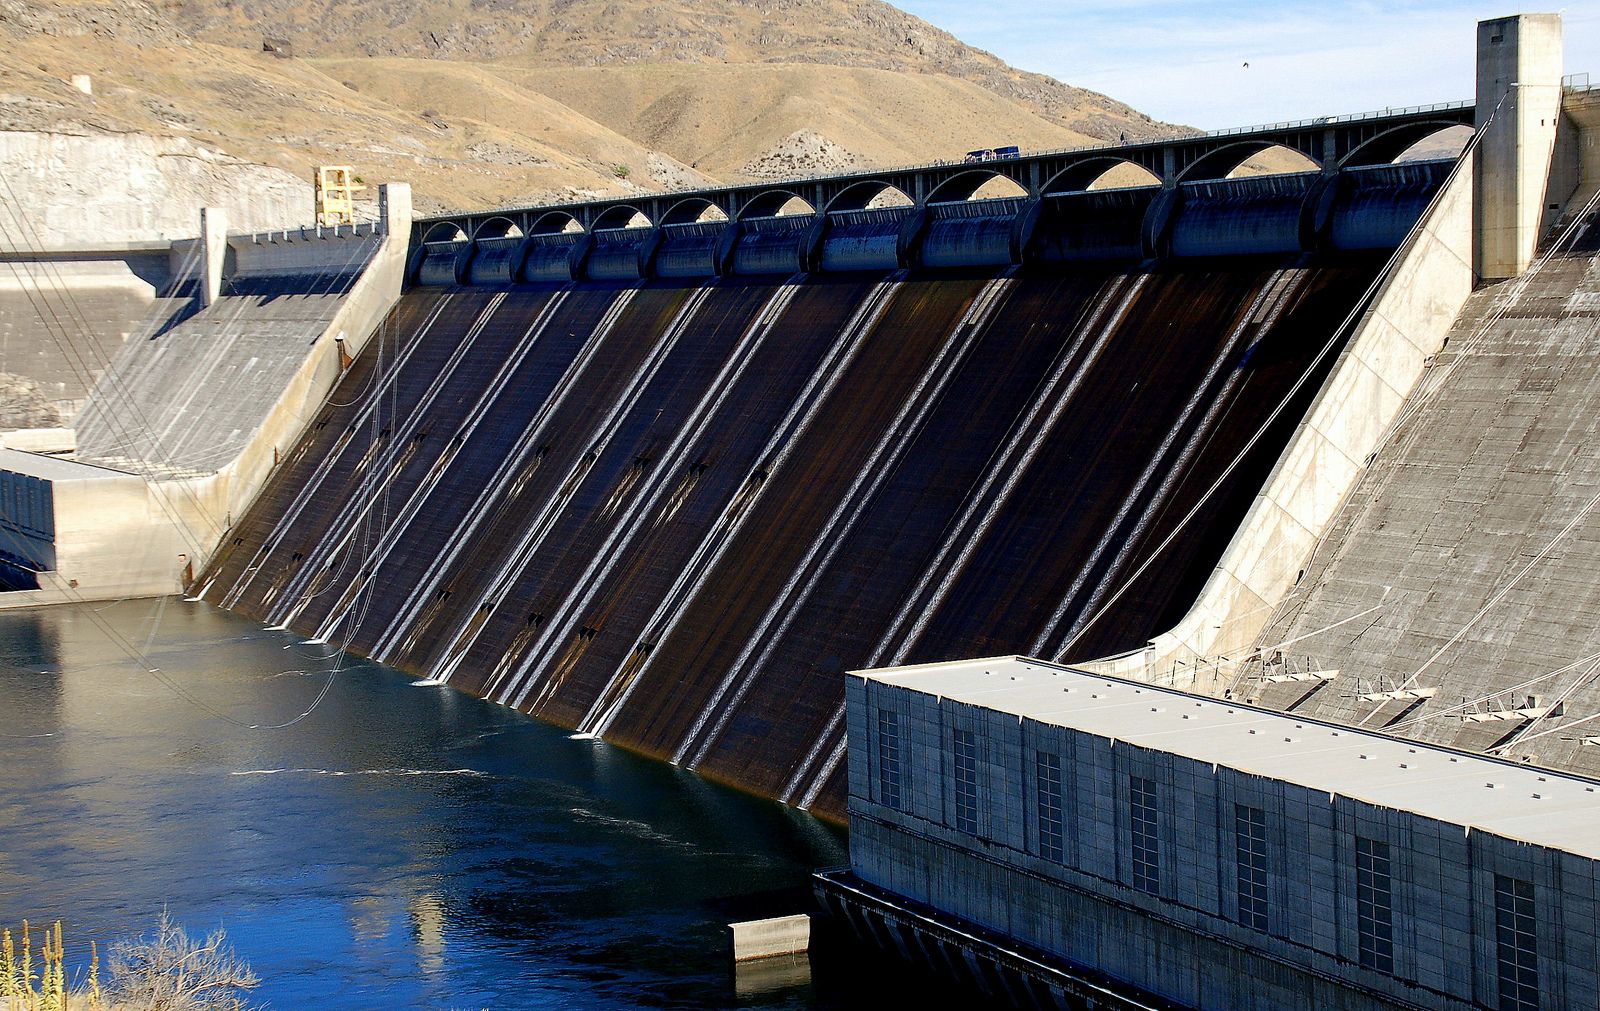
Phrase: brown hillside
[
  {"left": 1, "top": 0, "right": 1188, "bottom": 217},
  {"left": 166, "top": 0, "right": 1177, "bottom": 144},
  {"left": 323, "top": 60, "right": 1105, "bottom": 182}
]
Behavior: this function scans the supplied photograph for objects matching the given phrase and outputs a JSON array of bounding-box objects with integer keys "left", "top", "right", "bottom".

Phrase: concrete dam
[{"left": 191, "top": 151, "right": 1455, "bottom": 817}]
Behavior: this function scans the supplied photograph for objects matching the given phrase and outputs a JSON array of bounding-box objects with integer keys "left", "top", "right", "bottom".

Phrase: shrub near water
[
  {"left": 1, "top": 920, "right": 87, "bottom": 1011},
  {"left": 2, "top": 914, "right": 260, "bottom": 1011}
]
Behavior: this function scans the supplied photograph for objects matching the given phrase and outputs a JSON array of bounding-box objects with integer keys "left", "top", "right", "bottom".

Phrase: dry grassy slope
[
  {"left": 166, "top": 0, "right": 1178, "bottom": 144},
  {"left": 0, "top": 2, "right": 711, "bottom": 213},
  {"left": 325, "top": 60, "right": 1101, "bottom": 180},
  {"left": 1, "top": 0, "right": 1192, "bottom": 218}
]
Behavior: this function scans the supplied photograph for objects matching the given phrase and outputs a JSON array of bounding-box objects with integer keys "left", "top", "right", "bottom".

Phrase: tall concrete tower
[{"left": 1475, "top": 13, "right": 1563, "bottom": 280}]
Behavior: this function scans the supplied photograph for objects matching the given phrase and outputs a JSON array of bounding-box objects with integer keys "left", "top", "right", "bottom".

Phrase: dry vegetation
[
  {"left": 0, "top": 0, "right": 1186, "bottom": 214},
  {"left": 2, "top": 915, "right": 260, "bottom": 1011},
  {"left": 162, "top": 0, "right": 1174, "bottom": 144}
]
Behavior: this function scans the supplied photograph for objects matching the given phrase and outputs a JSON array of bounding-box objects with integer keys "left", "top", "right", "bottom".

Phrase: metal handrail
[
  {"left": 416, "top": 98, "right": 1474, "bottom": 224},
  {"left": 1202, "top": 99, "right": 1474, "bottom": 137}
]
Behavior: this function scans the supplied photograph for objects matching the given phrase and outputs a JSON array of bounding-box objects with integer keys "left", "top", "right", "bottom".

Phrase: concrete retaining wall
[
  {"left": 183, "top": 185, "right": 413, "bottom": 545},
  {"left": 0, "top": 450, "right": 190, "bottom": 602},
  {"left": 0, "top": 132, "right": 310, "bottom": 247},
  {"left": 0, "top": 185, "right": 412, "bottom": 607}
]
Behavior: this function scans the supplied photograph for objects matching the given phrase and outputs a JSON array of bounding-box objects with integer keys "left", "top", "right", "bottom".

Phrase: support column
[
  {"left": 379, "top": 182, "right": 413, "bottom": 239},
  {"left": 1474, "top": 13, "right": 1563, "bottom": 281},
  {"left": 199, "top": 206, "right": 227, "bottom": 307}
]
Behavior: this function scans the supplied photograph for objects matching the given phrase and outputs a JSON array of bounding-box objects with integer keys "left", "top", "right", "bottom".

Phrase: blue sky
[{"left": 893, "top": 1, "right": 1600, "bottom": 129}]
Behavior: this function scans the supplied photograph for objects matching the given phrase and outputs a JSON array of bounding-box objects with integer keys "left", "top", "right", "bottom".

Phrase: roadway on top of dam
[{"left": 415, "top": 100, "right": 1476, "bottom": 240}]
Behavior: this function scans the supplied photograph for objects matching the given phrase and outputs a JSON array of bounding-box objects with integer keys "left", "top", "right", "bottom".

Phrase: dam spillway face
[{"left": 199, "top": 249, "right": 1390, "bottom": 817}]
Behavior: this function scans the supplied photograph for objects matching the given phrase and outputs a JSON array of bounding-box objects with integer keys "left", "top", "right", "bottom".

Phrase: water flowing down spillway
[{"left": 198, "top": 257, "right": 1385, "bottom": 817}]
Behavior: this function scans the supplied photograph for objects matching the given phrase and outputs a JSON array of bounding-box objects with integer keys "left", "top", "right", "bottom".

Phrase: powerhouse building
[{"left": 819, "top": 657, "right": 1600, "bottom": 1009}]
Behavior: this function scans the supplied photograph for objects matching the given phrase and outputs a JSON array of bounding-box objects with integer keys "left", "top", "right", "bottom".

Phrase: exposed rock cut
[
  {"left": 739, "top": 129, "right": 864, "bottom": 179},
  {"left": 0, "top": 372, "right": 64, "bottom": 430}
]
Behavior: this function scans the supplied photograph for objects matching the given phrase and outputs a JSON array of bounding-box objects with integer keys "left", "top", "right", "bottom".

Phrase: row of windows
[
  {"left": 1129, "top": 775, "right": 1160, "bottom": 894},
  {"left": 952, "top": 729, "right": 979, "bottom": 835},
  {"left": 875, "top": 713, "right": 1541, "bottom": 1009},
  {"left": 1235, "top": 804, "right": 1269, "bottom": 933},
  {"left": 1355, "top": 836, "right": 1395, "bottom": 974}
]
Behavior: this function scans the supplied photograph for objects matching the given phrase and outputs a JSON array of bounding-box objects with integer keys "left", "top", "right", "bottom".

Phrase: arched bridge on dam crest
[{"left": 413, "top": 101, "right": 1475, "bottom": 283}]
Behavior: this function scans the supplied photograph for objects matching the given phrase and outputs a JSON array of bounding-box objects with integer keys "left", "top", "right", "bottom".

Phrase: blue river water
[{"left": 0, "top": 600, "right": 931, "bottom": 1009}]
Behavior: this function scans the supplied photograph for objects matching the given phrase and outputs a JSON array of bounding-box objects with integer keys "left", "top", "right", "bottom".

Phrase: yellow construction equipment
[{"left": 314, "top": 166, "right": 365, "bottom": 227}]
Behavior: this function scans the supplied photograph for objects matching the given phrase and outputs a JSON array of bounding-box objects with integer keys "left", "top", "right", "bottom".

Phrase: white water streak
[
  {"left": 313, "top": 291, "right": 572, "bottom": 643},
  {"left": 221, "top": 293, "right": 456, "bottom": 609},
  {"left": 877, "top": 274, "right": 1151, "bottom": 666},
  {"left": 505, "top": 281, "right": 798, "bottom": 711},
  {"left": 677, "top": 275, "right": 1017, "bottom": 768},
  {"left": 373, "top": 288, "right": 639, "bottom": 663}
]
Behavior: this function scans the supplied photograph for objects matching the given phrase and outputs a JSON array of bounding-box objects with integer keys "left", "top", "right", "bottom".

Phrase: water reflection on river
[{"left": 0, "top": 600, "right": 910, "bottom": 1009}]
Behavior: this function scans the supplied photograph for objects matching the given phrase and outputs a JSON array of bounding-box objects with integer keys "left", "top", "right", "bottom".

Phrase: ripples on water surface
[{"left": 0, "top": 601, "right": 921, "bottom": 1009}]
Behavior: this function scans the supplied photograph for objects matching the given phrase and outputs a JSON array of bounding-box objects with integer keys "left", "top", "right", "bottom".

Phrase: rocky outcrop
[
  {"left": 739, "top": 129, "right": 864, "bottom": 179},
  {"left": 0, "top": 372, "right": 64, "bottom": 430}
]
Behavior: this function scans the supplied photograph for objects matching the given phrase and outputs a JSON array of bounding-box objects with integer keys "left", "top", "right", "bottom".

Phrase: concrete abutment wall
[{"left": 0, "top": 184, "right": 413, "bottom": 607}]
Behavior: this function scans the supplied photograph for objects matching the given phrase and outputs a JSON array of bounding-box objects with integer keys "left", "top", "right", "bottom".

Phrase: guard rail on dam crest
[
  {"left": 195, "top": 102, "right": 1478, "bottom": 820},
  {"left": 411, "top": 103, "right": 1473, "bottom": 283}
]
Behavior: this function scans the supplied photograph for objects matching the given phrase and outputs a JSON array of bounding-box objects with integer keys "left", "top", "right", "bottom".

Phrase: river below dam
[{"left": 0, "top": 600, "right": 933, "bottom": 1009}]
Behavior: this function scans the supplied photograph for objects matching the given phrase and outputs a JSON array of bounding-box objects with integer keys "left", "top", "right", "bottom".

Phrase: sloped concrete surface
[
  {"left": 74, "top": 263, "right": 372, "bottom": 475},
  {"left": 0, "top": 261, "right": 194, "bottom": 420},
  {"left": 1249, "top": 208, "right": 1600, "bottom": 775}
]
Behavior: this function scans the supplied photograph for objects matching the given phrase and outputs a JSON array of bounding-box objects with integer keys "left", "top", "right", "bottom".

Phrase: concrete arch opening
[
  {"left": 826, "top": 182, "right": 913, "bottom": 213},
  {"left": 739, "top": 191, "right": 816, "bottom": 219},
  {"left": 1346, "top": 122, "right": 1473, "bottom": 167},
  {"left": 471, "top": 217, "right": 523, "bottom": 241},
  {"left": 529, "top": 211, "right": 583, "bottom": 235},
  {"left": 421, "top": 222, "right": 468, "bottom": 244},
  {"left": 1182, "top": 142, "right": 1321, "bottom": 182},
  {"left": 660, "top": 198, "right": 730, "bottom": 225},
  {"left": 927, "top": 170, "right": 1030, "bottom": 204},
  {"left": 1044, "top": 158, "right": 1162, "bottom": 195},
  {"left": 592, "top": 205, "right": 652, "bottom": 230}
]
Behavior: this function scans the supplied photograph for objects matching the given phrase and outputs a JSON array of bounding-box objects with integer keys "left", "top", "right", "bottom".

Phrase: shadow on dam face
[{"left": 198, "top": 256, "right": 1384, "bottom": 819}]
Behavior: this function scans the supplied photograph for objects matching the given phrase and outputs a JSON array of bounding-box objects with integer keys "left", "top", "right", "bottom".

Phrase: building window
[
  {"left": 877, "top": 709, "right": 902, "bottom": 810},
  {"left": 1130, "top": 775, "right": 1159, "bottom": 894},
  {"left": 1235, "top": 804, "right": 1269, "bottom": 932},
  {"left": 1036, "top": 751, "right": 1064, "bottom": 863},
  {"left": 952, "top": 728, "right": 978, "bottom": 835},
  {"left": 1494, "top": 875, "right": 1538, "bottom": 1011},
  {"left": 1355, "top": 836, "right": 1394, "bottom": 974}
]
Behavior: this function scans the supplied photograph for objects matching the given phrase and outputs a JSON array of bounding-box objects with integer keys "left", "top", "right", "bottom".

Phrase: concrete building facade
[{"left": 826, "top": 656, "right": 1600, "bottom": 1010}]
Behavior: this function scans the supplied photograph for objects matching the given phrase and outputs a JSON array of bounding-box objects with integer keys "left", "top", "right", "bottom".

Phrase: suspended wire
[
  {"left": 0, "top": 173, "right": 396, "bottom": 731},
  {"left": 1486, "top": 653, "right": 1600, "bottom": 755},
  {"left": 1258, "top": 184, "right": 1600, "bottom": 656},
  {"left": 0, "top": 177, "right": 234, "bottom": 537},
  {"left": 1063, "top": 93, "right": 1561, "bottom": 673},
  {"left": 1394, "top": 482, "right": 1600, "bottom": 694},
  {"left": 1385, "top": 648, "right": 1600, "bottom": 734},
  {"left": 1491, "top": 702, "right": 1600, "bottom": 750},
  {"left": 1056, "top": 241, "right": 1405, "bottom": 657},
  {"left": 1212, "top": 193, "right": 1600, "bottom": 729}
]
